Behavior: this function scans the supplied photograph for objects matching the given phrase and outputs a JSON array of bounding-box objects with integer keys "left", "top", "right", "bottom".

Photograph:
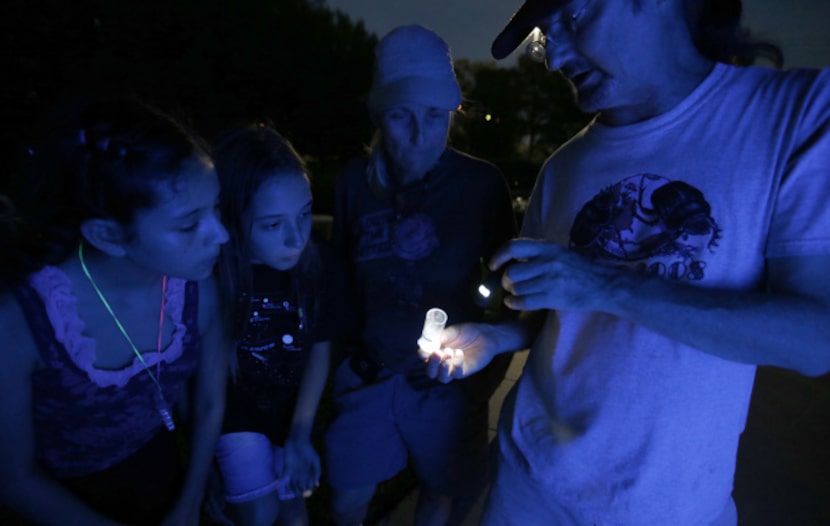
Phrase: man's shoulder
[
  {"left": 772, "top": 66, "right": 830, "bottom": 103},
  {"left": 537, "top": 127, "right": 590, "bottom": 174},
  {"left": 723, "top": 65, "right": 830, "bottom": 132},
  {"left": 723, "top": 63, "right": 830, "bottom": 99}
]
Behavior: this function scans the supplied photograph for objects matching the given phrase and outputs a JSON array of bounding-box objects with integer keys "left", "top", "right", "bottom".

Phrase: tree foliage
[
  {"left": 451, "top": 55, "right": 593, "bottom": 164},
  {"left": 2, "top": 0, "right": 594, "bottom": 206},
  {"left": 2, "top": 0, "right": 377, "bottom": 165}
]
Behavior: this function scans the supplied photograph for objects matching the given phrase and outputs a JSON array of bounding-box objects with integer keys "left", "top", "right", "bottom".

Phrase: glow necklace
[{"left": 78, "top": 243, "right": 176, "bottom": 431}]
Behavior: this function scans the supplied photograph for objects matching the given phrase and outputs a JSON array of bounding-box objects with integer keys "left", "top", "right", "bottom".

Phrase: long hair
[
  {"left": 213, "top": 122, "right": 321, "bottom": 343},
  {"left": 685, "top": 0, "right": 783, "bottom": 67},
  {"left": 1, "top": 96, "right": 209, "bottom": 285}
]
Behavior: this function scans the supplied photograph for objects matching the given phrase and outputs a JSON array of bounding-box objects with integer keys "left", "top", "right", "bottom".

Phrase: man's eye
[{"left": 180, "top": 223, "right": 198, "bottom": 233}]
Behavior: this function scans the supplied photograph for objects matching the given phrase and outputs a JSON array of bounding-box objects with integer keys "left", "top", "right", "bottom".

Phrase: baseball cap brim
[{"left": 491, "top": 0, "right": 561, "bottom": 60}]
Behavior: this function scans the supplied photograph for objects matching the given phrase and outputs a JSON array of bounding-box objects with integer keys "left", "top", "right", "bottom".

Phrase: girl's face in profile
[
  {"left": 246, "top": 171, "right": 313, "bottom": 270},
  {"left": 124, "top": 155, "right": 228, "bottom": 281}
]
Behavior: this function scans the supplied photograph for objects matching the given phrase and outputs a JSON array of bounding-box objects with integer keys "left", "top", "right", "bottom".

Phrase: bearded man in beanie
[
  {"left": 425, "top": 1, "right": 830, "bottom": 525},
  {"left": 324, "top": 25, "right": 517, "bottom": 526}
]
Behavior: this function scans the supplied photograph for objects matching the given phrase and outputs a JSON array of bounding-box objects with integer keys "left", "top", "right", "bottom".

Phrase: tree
[
  {"left": 448, "top": 55, "right": 594, "bottom": 198},
  {"left": 513, "top": 54, "right": 595, "bottom": 160},
  {"left": 1, "top": 0, "right": 379, "bottom": 194},
  {"left": 451, "top": 59, "right": 523, "bottom": 160}
]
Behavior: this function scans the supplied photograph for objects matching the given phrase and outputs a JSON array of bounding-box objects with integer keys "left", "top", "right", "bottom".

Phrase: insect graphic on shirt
[
  {"left": 569, "top": 180, "right": 639, "bottom": 258},
  {"left": 635, "top": 180, "right": 721, "bottom": 258},
  {"left": 570, "top": 174, "right": 721, "bottom": 262}
]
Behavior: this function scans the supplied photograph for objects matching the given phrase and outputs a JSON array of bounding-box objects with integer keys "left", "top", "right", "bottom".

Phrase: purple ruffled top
[{"left": 17, "top": 266, "right": 200, "bottom": 478}]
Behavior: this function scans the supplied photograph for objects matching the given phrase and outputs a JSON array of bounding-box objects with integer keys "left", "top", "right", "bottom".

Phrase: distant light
[
  {"left": 484, "top": 114, "right": 492, "bottom": 122},
  {"left": 478, "top": 284, "right": 491, "bottom": 298}
]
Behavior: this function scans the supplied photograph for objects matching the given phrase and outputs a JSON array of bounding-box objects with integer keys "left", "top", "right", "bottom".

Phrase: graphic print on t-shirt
[
  {"left": 569, "top": 174, "right": 721, "bottom": 281},
  {"left": 355, "top": 209, "right": 439, "bottom": 262},
  {"left": 239, "top": 293, "right": 306, "bottom": 392}
]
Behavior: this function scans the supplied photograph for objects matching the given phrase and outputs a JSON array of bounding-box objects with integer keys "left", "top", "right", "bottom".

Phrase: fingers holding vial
[{"left": 418, "top": 308, "right": 465, "bottom": 382}]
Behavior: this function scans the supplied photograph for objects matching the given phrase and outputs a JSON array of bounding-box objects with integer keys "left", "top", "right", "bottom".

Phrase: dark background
[
  {"left": 3, "top": 1, "right": 829, "bottom": 524},
  {"left": 1, "top": 0, "right": 594, "bottom": 215}
]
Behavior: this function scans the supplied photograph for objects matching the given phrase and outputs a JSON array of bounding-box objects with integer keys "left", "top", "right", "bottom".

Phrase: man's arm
[
  {"left": 605, "top": 254, "right": 830, "bottom": 376},
  {"left": 494, "top": 240, "right": 830, "bottom": 376}
]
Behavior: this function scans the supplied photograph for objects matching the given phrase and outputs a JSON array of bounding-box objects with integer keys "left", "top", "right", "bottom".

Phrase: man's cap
[
  {"left": 368, "top": 25, "right": 462, "bottom": 113},
  {"left": 492, "top": 0, "right": 562, "bottom": 60}
]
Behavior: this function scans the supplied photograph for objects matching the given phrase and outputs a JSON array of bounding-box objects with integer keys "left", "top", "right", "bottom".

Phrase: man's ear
[{"left": 80, "top": 219, "right": 130, "bottom": 257}]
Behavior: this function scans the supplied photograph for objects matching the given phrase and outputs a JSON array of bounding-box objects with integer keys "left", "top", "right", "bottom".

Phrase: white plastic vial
[{"left": 417, "top": 308, "right": 448, "bottom": 358}]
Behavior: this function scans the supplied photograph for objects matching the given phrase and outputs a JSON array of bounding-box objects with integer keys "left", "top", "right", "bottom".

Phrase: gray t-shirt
[{"left": 501, "top": 63, "right": 830, "bottom": 525}]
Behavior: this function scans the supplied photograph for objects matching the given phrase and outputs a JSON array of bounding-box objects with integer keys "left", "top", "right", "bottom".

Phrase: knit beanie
[{"left": 367, "top": 25, "right": 462, "bottom": 114}]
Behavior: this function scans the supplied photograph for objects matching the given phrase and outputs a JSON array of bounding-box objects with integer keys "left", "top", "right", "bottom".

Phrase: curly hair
[
  {"left": 685, "top": 0, "right": 783, "bottom": 66},
  {"left": 1, "top": 96, "right": 209, "bottom": 285}
]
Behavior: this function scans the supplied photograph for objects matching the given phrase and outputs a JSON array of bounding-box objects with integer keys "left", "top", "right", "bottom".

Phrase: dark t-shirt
[
  {"left": 333, "top": 148, "right": 517, "bottom": 374},
  {"left": 222, "top": 240, "right": 352, "bottom": 444}
]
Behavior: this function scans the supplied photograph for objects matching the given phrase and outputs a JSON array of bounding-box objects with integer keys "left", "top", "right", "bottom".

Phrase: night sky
[{"left": 325, "top": 0, "right": 830, "bottom": 68}]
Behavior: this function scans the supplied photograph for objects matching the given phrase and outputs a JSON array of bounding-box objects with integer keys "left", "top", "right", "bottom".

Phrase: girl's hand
[{"left": 283, "top": 438, "right": 320, "bottom": 497}]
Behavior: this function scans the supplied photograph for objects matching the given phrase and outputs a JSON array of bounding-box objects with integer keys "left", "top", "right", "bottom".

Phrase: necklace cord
[{"left": 77, "top": 243, "right": 174, "bottom": 429}]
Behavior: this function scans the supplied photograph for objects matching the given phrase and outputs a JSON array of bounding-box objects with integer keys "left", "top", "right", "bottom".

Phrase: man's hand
[{"left": 491, "top": 238, "right": 617, "bottom": 313}]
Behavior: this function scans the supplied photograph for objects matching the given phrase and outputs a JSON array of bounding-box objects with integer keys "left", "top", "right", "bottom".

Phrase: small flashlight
[{"left": 475, "top": 257, "right": 501, "bottom": 307}]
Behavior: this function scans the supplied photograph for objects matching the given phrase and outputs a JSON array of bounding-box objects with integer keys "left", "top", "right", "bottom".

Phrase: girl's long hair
[{"left": 213, "top": 121, "right": 321, "bottom": 344}]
